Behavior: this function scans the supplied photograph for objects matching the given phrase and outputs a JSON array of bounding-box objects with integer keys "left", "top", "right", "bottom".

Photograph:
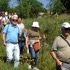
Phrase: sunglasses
[
  {"left": 12, "top": 19, "right": 17, "bottom": 22},
  {"left": 64, "top": 28, "right": 70, "bottom": 31}
]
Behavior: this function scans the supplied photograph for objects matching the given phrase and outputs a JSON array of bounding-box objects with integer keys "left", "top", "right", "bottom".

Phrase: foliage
[
  {"left": 16, "top": 0, "right": 46, "bottom": 18},
  {"left": 49, "top": 0, "right": 66, "bottom": 14},
  {"left": 60, "top": 0, "right": 70, "bottom": 13},
  {"left": 0, "top": 0, "right": 9, "bottom": 11},
  {"left": 1, "top": 14, "right": 70, "bottom": 70}
]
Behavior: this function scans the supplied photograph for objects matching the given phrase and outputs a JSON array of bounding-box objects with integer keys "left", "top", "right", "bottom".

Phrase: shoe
[
  {"left": 32, "top": 67, "right": 39, "bottom": 70},
  {"left": 28, "top": 65, "right": 32, "bottom": 70}
]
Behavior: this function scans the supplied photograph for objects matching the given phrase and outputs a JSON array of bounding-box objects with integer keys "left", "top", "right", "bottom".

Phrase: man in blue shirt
[{"left": 2, "top": 14, "right": 21, "bottom": 68}]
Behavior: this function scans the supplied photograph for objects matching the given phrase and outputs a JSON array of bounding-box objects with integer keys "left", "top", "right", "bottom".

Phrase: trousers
[
  {"left": 56, "top": 63, "right": 70, "bottom": 70},
  {"left": 6, "top": 43, "right": 20, "bottom": 67}
]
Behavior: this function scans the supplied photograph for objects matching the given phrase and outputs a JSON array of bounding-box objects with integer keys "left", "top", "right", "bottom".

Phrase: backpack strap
[
  {"left": 60, "top": 35, "right": 70, "bottom": 46},
  {"left": 6, "top": 24, "right": 10, "bottom": 34}
]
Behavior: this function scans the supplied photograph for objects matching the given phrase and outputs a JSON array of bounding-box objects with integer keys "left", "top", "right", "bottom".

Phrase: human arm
[
  {"left": 50, "top": 51, "right": 62, "bottom": 66},
  {"left": 2, "top": 33, "right": 6, "bottom": 46},
  {"left": 50, "top": 37, "right": 63, "bottom": 66},
  {"left": 2, "top": 25, "right": 8, "bottom": 46},
  {"left": 25, "top": 36, "right": 29, "bottom": 53}
]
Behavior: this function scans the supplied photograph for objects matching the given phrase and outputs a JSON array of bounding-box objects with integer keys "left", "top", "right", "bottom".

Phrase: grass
[{"left": 0, "top": 14, "right": 70, "bottom": 70}]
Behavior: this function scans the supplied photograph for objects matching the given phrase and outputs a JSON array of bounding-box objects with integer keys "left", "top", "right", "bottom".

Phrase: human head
[
  {"left": 5, "top": 12, "right": 8, "bottom": 15},
  {"left": 17, "top": 16, "right": 22, "bottom": 24},
  {"left": 61, "top": 22, "right": 70, "bottom": 36},
  {"left": 31, "top": 21, "right": 40, "bottom": 31},
  {"left": 12, "top": 14, "right": 18, "bottom": 26},
  {"left": 2, "top": 11, "right": 5, "bottom": 17}
]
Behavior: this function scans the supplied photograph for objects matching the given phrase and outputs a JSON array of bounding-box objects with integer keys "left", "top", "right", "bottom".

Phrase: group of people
[
  {"left": 1, "top": 11, "right": 70, "bottom": 70},
  {"left": 1, "top": 11, "right": 44, "bottom": 70}
]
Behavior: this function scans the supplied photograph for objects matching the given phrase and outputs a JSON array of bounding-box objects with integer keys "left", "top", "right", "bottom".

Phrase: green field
[{"left": 0, "top": 14, "right": 70, "bottom": 70}]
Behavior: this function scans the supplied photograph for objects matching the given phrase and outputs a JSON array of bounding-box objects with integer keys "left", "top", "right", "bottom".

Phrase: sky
[
  {"left": 38, "top": 0, "right": 50, "bottom": 8},
  {"left": 9, "top": 0, "right": 50, "bottom": 8}
]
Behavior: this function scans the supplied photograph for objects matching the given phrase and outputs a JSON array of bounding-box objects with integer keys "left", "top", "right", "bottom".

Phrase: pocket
[{"left": 61, "top": 63, "right": 67, "bottom": 70}]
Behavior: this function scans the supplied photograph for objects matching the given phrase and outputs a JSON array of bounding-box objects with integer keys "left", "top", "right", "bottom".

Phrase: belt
[
  {"left": 6, "top": 42, "right": 18, "bottom": 44},
  {"left": 61, "top": 61, "right": 70, "bottom": 64}
]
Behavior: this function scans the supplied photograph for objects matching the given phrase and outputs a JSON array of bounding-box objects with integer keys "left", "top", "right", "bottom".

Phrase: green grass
[{"left": 0, "top": 14, "right": 70, "bottom": 70}]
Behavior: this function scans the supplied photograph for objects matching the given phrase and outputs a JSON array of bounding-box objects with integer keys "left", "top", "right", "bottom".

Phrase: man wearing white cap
[
  {"left": 2, "top": 14, "right": 21, "bottom": 68},
  {"left": 51, "top": 22, "right": 70, "bottom": 70}
]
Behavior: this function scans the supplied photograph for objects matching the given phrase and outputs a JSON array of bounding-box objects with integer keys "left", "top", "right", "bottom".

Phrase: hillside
[{"left": 0, "top": 14, "right": 70, "bottom": 70}]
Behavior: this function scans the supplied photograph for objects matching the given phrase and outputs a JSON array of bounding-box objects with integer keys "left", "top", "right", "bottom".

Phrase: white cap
[
  {"left": 61, "top": 22, "right": 70, "bottom": 28},
  {"left": 32, "top": 21, "right": 40, "bottom": 28}
]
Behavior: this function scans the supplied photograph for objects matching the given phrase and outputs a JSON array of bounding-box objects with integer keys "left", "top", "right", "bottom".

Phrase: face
[
  {"left": 62, "top": 28, "right": 70, "bottom": 36},
  {"left": 17, "top": 18, "right": 22, "bottom": 24},
  {"left": 12, "top": 19, "right": 18, "bottom": 26},
  {"left": 32, "top": 27, "right": 39, "bottom": 31},
  {"left": 2, "top": 12, "right": 5, "bottom": 17}
]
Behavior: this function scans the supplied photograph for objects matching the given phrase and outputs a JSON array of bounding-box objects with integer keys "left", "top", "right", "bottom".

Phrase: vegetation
[
  {"left": 0, "top": 0, "right": 9, "bottom": 11},
  {"left": 0, "top": 14, "right": 70, "bottom": 70},
  {"left": 0, "top": 0, "right": 70, "bottom": 70}
]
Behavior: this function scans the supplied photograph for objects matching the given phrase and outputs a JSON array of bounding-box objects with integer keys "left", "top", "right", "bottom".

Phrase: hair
[{"left": 18, "top": 15, "right": 23, "bottom": 19}]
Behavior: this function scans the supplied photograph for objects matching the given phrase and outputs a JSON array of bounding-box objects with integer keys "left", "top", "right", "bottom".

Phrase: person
[
  {"left": 17, "top": 16, "right": 26, "bottom": 56},
  {"left": 26, "top": 21, "right": 43, "bottom": 70},
  {"left": 1, "top": 11, "right": 9, "bottom": 27},
  {"left": 0, "top": 12, "right": 2, "bottom": 32},
  {"left": 2, "top": 14, "right": 21, "bottom": 68},
  {"left": 50, "top": 22, "right": 70, "bottom": 70}
]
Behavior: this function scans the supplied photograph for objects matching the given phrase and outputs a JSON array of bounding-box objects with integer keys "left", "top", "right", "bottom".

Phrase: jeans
[
  {"left": 6, "top": 43, "right": 20, "bottom": 68},
  {"left": 19, "top": 42, "right": 25, "bottom": 55},
  {"left": 29, "top": 46, "right": 39, "bottom": 67}
]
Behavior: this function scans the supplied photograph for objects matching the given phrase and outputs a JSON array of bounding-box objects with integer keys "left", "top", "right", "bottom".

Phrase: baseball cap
[
  {"left": 61, "top": 22, "right": 70, "bottom": 28},
  {"left": 32, "top": 21, "right": 40, "bottom": 28}
]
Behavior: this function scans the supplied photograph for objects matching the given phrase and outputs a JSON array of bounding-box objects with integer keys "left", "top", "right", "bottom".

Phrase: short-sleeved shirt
[
  {"left": 27, "top": 30, "right": 40, "bottom": 40},
  {"left": 26, "top": 29, "right": 40, "bottom": 47},
  {"left": 17, "top": 23, "right": 25, "bottom": 32},
  {"left": 52, "top": 35, "right": 70, "bottom": 62},
  {"left": 3, "top": 23, "right": 21, "bottom": 43}
]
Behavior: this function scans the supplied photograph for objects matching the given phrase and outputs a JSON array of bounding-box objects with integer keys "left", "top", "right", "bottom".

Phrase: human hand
[
  {"left": 27, "top": 48, "right": 29, "bottom": 54},
  {"left": 43, "top": 35, "right": 46, "bottom": 39},
  {"left": 3, "top": 42, "right": 6, "bottom": 46},
  {"left": 56, "top": 60, "right": 62, "bottom": 66}
]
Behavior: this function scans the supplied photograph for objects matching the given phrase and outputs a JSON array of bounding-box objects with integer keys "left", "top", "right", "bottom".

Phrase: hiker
[
  {"left": 50, "top": 22, "right": 70, "bottom": 70},
  {"left": 1, "top": 11, "right": 9, "bottom": 27},
  {"left": 26, "top": 21, "right": 44, "bottom": 70},
  {"left": 0, "top": 12, "right": 2, "bottom": 32},
  {"left": 17, "top": 16, "right": 26, "bottom": 57},
  {"left": 2, "top": 14, "right": 21, "bottom": 68}
]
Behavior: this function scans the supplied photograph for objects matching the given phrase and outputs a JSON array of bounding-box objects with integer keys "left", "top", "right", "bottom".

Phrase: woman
[{"left": 26, "top": 21, "right": 42, "bottom": 70}]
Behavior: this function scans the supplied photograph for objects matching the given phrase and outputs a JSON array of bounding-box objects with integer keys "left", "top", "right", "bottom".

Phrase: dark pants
[
  {"left": 56, "top": 63, "right": 70, "bottom": 70},
  {"left": 19, "top": 42, "right": 25, "bottom": 55}
]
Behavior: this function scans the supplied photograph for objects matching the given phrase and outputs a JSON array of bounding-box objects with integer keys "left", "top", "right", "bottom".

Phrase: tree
[
  {"left": 0, "top": 0, "right": 9, "bottom": 11},
  {"left": 60, "top": 0, "right": 70, "bottom": 13},
  {"left": 49, "top": 0, "right": 66, "bottom": 14},
  {"left": 16, "top": 0, "right": 46, "bottom": 18}
]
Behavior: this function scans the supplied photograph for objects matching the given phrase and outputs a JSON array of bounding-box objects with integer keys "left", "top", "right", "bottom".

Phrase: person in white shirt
[{"left": 17, "top": 16, "right": 26, "bottom": 57}]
